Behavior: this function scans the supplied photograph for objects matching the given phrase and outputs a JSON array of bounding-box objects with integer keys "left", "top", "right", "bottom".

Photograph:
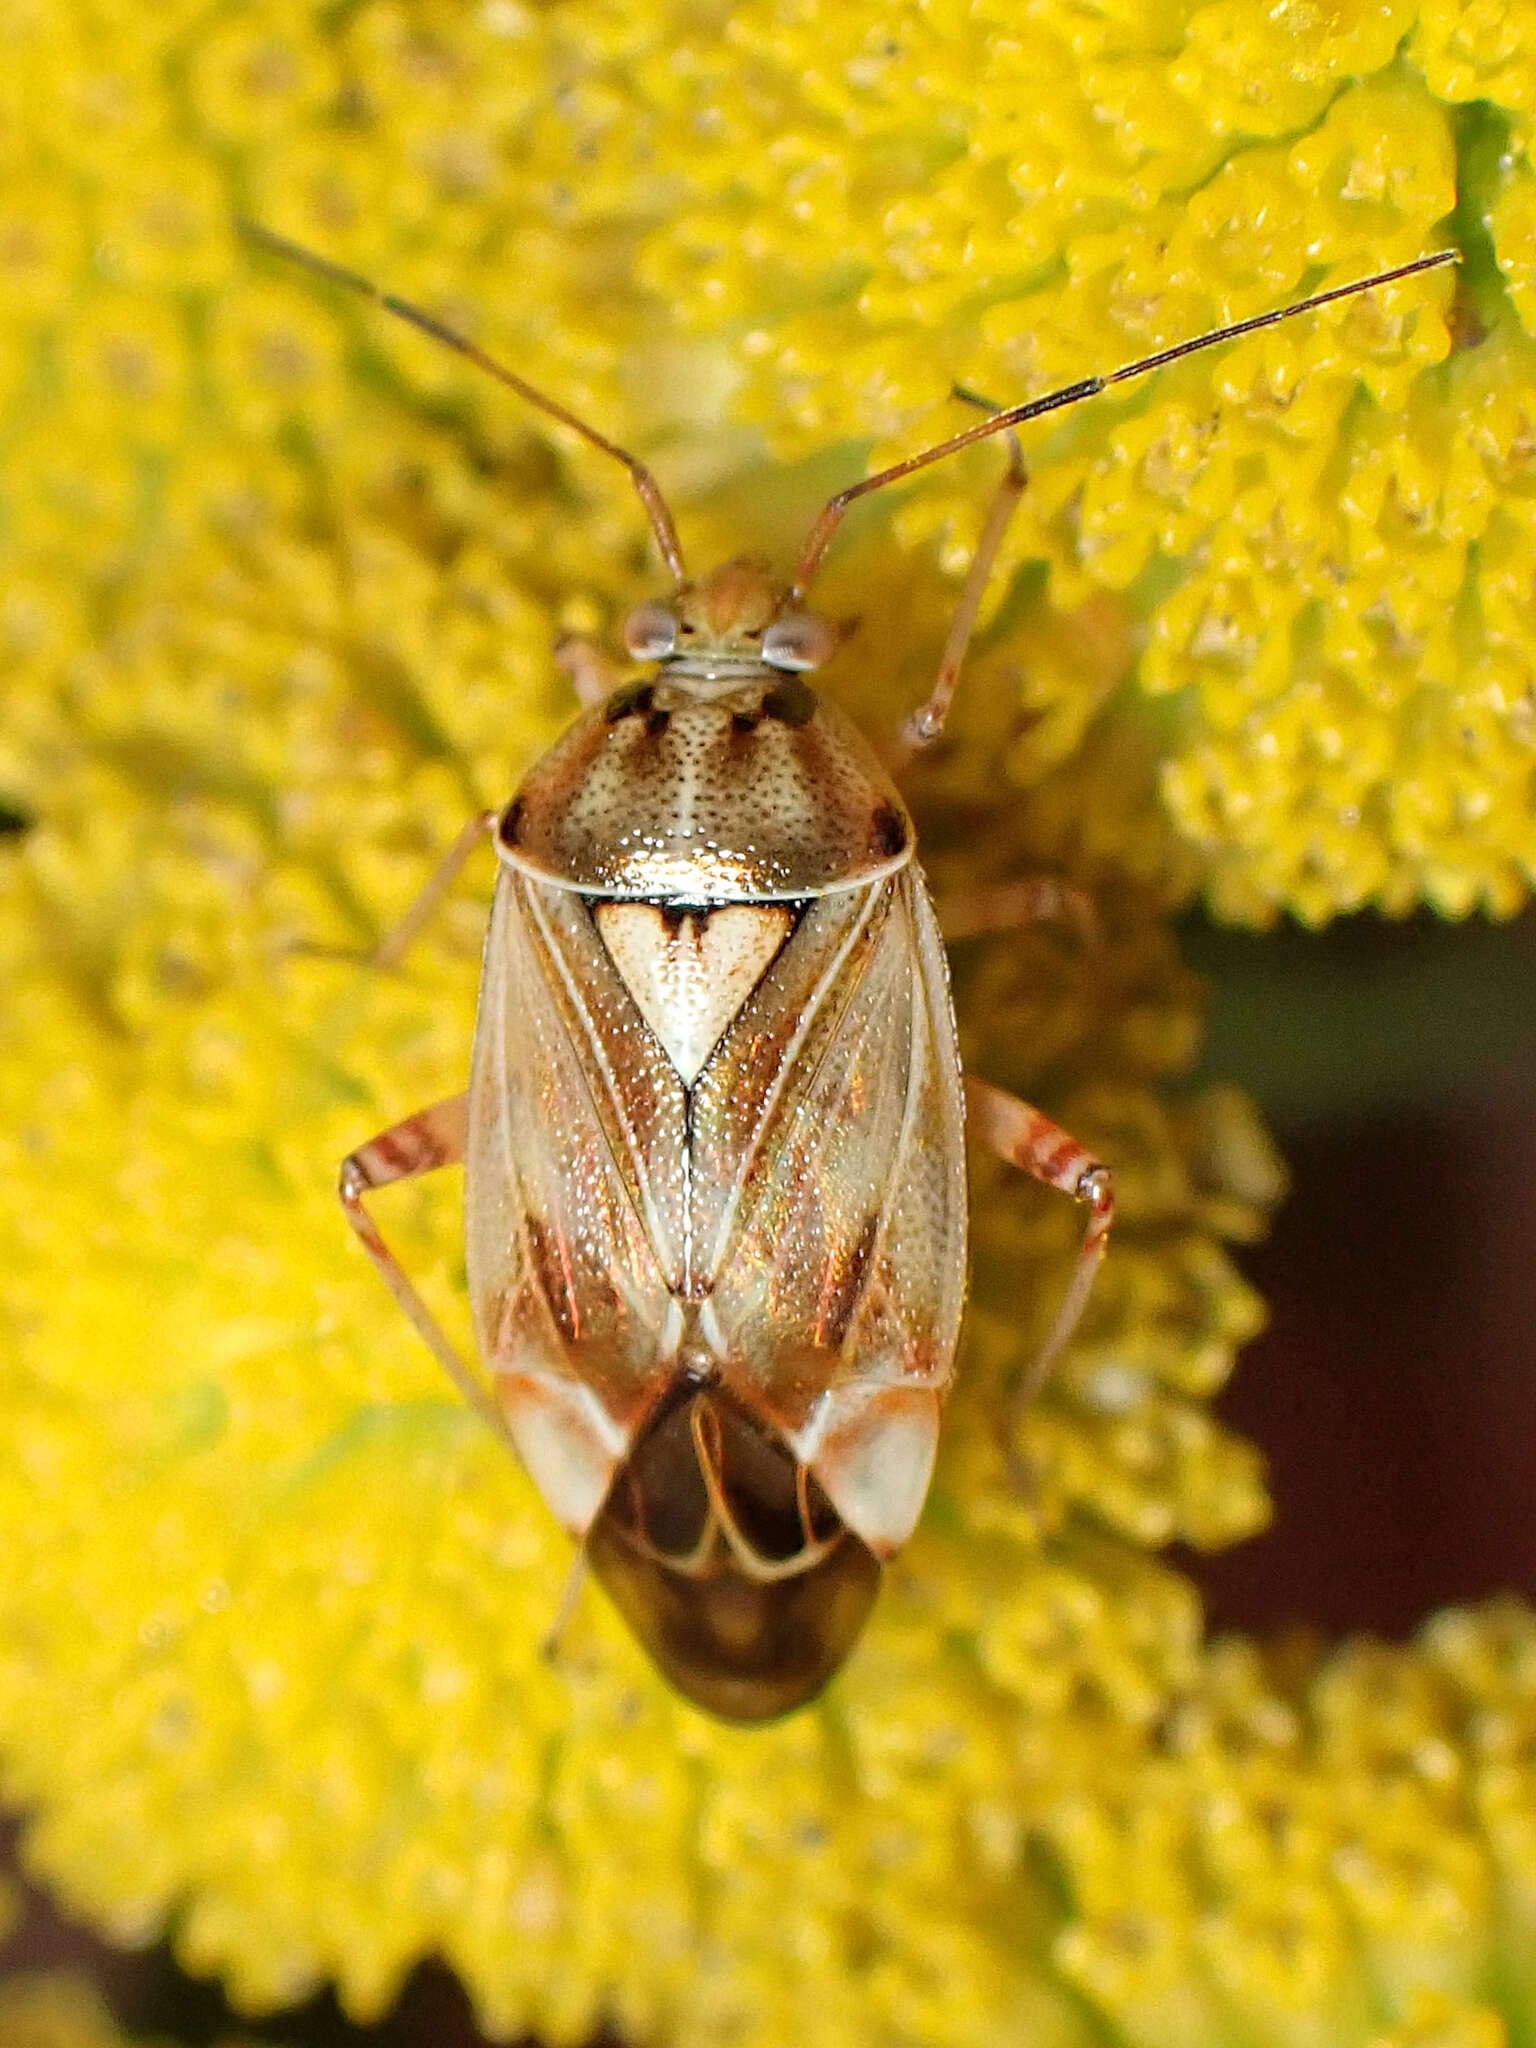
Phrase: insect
[{"left": 243, "top": 222, "right": 1456, "bottom": 1721}]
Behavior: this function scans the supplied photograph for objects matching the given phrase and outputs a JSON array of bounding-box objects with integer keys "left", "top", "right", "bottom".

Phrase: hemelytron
[{"left": 243, "top": 221, "right": 1457, "bottom": 1721}]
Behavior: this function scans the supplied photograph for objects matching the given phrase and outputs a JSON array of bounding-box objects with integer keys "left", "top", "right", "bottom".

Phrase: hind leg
[{"left": 966, "top": 1075, "right": 1114, "bottom": 1416}]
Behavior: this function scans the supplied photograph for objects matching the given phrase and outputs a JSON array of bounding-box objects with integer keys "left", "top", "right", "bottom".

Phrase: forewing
[
  {"left": 464, "top": 870, "right": 677, "bottom": 1531},
  {"left": 525, "top": 881, "right": 692, "bottom": 1289},
  {"left": 704, "top": 869, "right": 967, "bottom": 1418}
]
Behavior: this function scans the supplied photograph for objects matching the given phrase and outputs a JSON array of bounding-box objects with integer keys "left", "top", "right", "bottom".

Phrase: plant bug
[{"left": 243, "top": 223, "right": 1456, "bottom": 1721}]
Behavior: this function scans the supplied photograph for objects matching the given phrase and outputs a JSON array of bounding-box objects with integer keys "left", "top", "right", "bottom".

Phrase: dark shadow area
[
  {"left": 1187, "top": 1102, "right": 1536, "bottom": 1638},
  {"left": 1181, "top": 902, "right": 1536, "bottom": 1637},
  {"left": 1183, "top": 899, "right": 1536, "bottom": 1127}
]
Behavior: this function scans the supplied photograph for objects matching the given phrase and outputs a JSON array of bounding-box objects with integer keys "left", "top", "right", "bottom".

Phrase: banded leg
[
  {"left": 966, "top": 1075, "right": 1114, "bottom": 1415},
  {"left": 338, "top": 1093, "right": 511, "bottom": 1446},
  {"left": 937, "top": 875, "right": 1098, "bottom": 947},
  {"left": 902, "top": 414, "right": 1027, "bottom": 751}
]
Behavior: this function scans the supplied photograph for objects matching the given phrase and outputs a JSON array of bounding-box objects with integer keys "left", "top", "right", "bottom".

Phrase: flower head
[{"left": 2, "top": 3, "right": 1534, "bottom": 2043}]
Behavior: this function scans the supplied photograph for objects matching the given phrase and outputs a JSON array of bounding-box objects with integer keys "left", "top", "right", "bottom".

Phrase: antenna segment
[
  {"left": 237, "top": 217, "right": 688, "bottom": 583},
  {"left": 791, "top": 248, "right": 1460, "bottom": 596}
]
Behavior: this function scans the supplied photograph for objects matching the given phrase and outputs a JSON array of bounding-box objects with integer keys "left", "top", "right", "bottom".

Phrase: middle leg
[{"left": 937, "top": 874, "right": 1099, "bottom": 947}]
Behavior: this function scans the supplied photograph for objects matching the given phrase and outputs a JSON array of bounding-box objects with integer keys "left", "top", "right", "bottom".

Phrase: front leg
[
  {"left": 369, "top": 810, "right": 497, "bottom": 970},
  {"left": 966, "top": 1075, "right": 1114, "bottom": 1415},
  {"left": 295, "top": 811, "right": 496, "bottom": 971},
  {"left": 339, "top": 1093, "right": 511, "bottom": 1446},
  {"left": 554, "top": 632, "right": 629, "bottom": 709},
  {"left": 898, "top": 414, "right": 1028, "bottom": 755}
]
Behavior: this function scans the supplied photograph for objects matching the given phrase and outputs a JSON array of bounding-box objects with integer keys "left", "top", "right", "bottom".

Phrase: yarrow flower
[{"left": 0, "top": 2, "right": 1533, "bottom": 2045}]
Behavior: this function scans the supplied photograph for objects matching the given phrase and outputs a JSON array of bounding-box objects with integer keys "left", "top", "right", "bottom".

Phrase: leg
[
  {"left": 554, "top": 632, "right": 627, "bottom": 709},
  {"left": 296, "top": 812, "right": 495, "bottom": 971},
  {"left": 966, "top": 1075, "right": 1114, "bottom": 1415},
  {"left": 901, "top": 420, "right": 1028, "bottom": 751},
  {"left": 339, "top": 1093, "right": 512, "bottom": 1447},
  {"left": 541, "top": 1551, "right": 590, "bottom": 1665},
  {"left": 937, "top": 875, "right": 1099, "bottom": 947},
  {"left": 369, "top": 809, "right": 496, "bottom": 970}
]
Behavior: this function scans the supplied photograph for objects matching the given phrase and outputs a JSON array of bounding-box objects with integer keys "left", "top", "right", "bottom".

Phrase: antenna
[
  {"left": 237, "top": 217, "right": 688, "bottom": 583},
  {"left": 792, "top": 248, "right": 1460, "bottom": 596}
]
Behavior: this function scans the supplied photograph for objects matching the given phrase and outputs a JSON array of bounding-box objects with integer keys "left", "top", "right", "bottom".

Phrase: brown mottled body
[
  {"left": 261, "top": 230, "right": 1467, "bottom": 1725},
  {"left": 469, "top": 617, "right": 966, "bottom": 1717},
  {"left": 258, "top": 218, "right": 1451, "bottom": 1718},
  {"left": 338, "top": 556, "right": 1115, "bottom": 1722}
]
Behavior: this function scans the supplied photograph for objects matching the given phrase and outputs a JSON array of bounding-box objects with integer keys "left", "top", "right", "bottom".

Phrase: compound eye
[
  {"left": 623, "top": 603, "right": 678, "bottom": 661},
  {"left": 762, "top": 612, "right": 836, "bottom": 672}
]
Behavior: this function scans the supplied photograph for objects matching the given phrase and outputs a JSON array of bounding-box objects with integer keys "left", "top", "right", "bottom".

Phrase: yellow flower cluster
[
  {"left": 4, "top": 0, "right": 1533, "bottom": 929},
  {"left": 0, "top": 2, "right": 1533, "bottom": 2045},
  {"left": 0, "top": 832, "right": 1285, "bottom": 2039}
]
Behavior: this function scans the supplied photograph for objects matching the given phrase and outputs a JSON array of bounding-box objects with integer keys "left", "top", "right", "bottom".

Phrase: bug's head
[{"left": 622, "top": 556, "right": 838, "bottom": 672}]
